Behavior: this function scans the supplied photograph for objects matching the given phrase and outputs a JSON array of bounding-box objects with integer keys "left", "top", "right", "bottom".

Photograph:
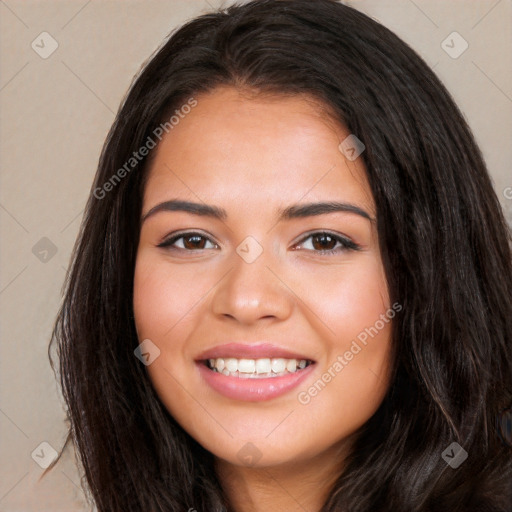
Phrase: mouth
[
  {"left": 194, "top": 344, "right": 317, "bottom": 401},
  {"left": 201, "top": 357, "right": 315, "bottom": 378}
]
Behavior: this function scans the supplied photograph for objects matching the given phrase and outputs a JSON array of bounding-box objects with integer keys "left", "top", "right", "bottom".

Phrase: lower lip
[{"left": 196, "top": 362, "right": 316, "bottom": 402}]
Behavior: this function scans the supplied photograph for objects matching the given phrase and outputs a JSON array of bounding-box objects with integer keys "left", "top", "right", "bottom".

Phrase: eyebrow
[{"left": 141, "top": 199, "right": 374, "bottom": 224}]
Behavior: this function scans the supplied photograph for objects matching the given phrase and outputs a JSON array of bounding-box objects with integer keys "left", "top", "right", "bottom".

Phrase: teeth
[
  {"left": 238, "top": 359, "right": 256, "bottom": 373},
  {"left": 286, "top": 359, "right": 297, "bottom": 372},
  {"left": 271, "top": 358, "right": 286, "bottom": 373},
  {"left": 225, "top": 358, "right": 238, "bottom": 372},
  {"left": 255, "top": 358, "right": 271, "bottom": 374},
  {"left": 207, "top": 357, "right": 312, "bottom": 377}
]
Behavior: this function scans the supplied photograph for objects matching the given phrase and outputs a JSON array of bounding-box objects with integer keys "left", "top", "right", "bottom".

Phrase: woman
[{"left": 46, "top": 0, "right": 512, "bottom": 510}]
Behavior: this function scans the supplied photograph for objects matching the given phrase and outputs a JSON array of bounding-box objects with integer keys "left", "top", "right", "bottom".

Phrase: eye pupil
[
  {"left": 312, "top": 233, "right": 336, "bottom": 251},
  {"left": 184, "top": 235, "right": 205, "bottom": 249}
]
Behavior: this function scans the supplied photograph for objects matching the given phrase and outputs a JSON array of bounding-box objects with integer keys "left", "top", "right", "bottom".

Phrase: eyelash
[{"left": 157, "top": 230, "right": 361, "bottom": 255}]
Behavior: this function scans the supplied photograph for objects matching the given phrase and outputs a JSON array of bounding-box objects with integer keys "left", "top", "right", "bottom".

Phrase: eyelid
[
  {"left": 292, "top": 230, "right": 361, "bottom": 252},
  {"left": 157, "top": 229, "right": 219, "bottom": 249}
]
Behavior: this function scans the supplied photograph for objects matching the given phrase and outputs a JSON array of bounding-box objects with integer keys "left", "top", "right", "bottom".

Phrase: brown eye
[
  {"left": 311, "top": 233, "right": 337, "bottom": 251},
  {"left": 295, "top": 231, "right": 360, "bottom": 254},
  {"left": 157, "top": 232, "right": 217, "bottom": 251},
  {"left": 181, "top": 234, "right": 207, "bottom": 250}
]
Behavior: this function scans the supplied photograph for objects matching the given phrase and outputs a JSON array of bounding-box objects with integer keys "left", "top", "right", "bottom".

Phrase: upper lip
[{"left": 196, "top": 343, "right": 316, "bottom": 361}]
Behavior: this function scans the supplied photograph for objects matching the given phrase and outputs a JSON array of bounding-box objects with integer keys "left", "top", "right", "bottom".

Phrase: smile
[
  {"left": 205, "top": 357, "right": 313, "bottom": 378},
  {"left": 197, "top": 357, "right": 316, "bottom": 402}
]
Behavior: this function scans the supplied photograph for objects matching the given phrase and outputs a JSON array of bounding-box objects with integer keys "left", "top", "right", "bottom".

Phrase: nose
[{"left": 211, "top": 241, "right": 294, "bottom": 325}]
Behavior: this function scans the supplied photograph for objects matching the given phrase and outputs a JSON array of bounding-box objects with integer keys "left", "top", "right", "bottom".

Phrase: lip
[
  {"left": 196, "top": 360, "right": 316, "bottom": 402},
  {"left": 195, "top": 342, "right": 315, "bottom": 361}
]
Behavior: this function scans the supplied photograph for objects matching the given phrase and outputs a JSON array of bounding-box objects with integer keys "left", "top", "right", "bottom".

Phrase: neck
[{"left": 215, "top": 439, "right": 351, "bottom": 512}]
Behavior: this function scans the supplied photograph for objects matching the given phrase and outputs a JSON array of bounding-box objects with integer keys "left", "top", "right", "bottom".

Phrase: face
[{"left": 133, "top": 86, "right": 393, "bottom": 468}]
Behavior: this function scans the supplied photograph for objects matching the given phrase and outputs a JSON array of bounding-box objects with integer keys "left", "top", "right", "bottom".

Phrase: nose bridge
[{"left": 211, "top": 234, "right": 292, "bottom": 324}]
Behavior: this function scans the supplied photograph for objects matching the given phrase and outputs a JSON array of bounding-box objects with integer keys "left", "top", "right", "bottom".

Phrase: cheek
[
  {"left": 292, "top": 256, "right": 393, "bottom": 429},
  {"left": 303, "top": 254, "right": 390, "bottom": 347},
  {"left": 132, "top": 251, "right": 214, "bottom": 342},
  {"left": 132, "top": 254, "right": 210, "bottom": 429}
]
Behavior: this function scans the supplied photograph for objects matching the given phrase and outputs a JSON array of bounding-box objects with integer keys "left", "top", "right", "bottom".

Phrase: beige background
[{"left": 1, "top": 0, "right": 511, "bottom": 510}]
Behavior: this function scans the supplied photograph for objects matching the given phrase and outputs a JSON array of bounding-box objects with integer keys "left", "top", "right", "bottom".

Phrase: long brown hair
[{"left": 47, "top": 1, "right": 512, "bottom": 510}]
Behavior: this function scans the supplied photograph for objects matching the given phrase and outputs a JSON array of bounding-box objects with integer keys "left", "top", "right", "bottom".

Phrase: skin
[{"left": 133, "top": 86, "right": 393, "bottom": 511}]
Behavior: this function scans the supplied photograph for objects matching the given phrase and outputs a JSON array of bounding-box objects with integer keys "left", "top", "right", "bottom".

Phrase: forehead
[{"left": 143, "top": 87, "right": 375, "bottom": 216}]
